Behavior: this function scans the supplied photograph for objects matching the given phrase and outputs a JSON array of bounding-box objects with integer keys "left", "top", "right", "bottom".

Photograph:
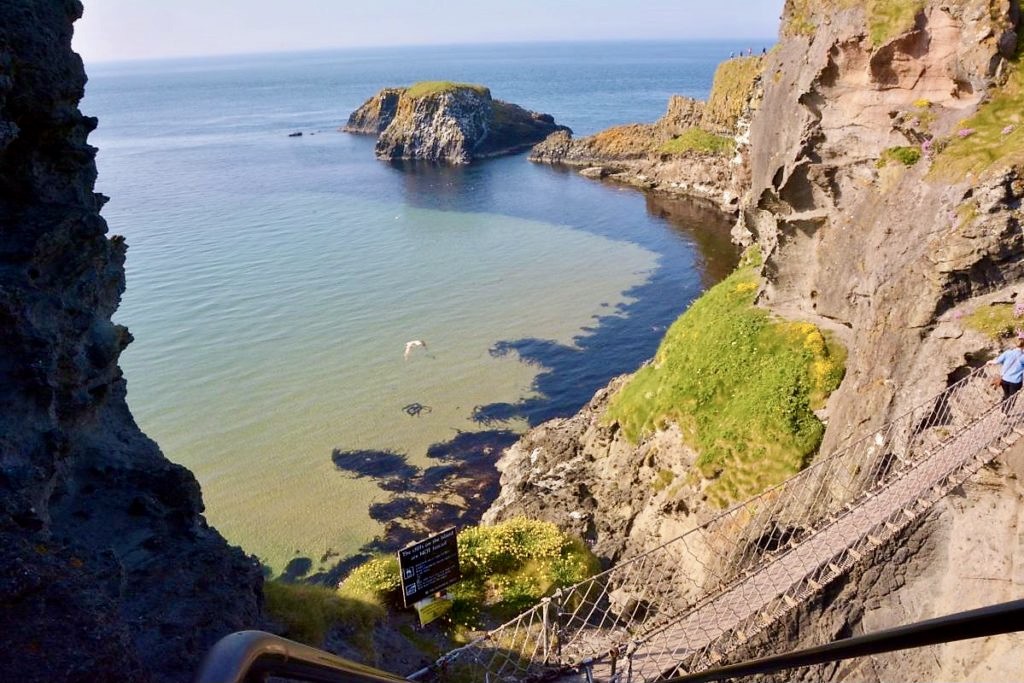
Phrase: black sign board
[{"left": 398, "top": 527, "right": 461, "bottom": 607}]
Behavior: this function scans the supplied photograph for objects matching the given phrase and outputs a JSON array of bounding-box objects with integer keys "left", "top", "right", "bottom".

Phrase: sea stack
[{"left": 344, "top": 81, "right": 570, "bottom": 164}]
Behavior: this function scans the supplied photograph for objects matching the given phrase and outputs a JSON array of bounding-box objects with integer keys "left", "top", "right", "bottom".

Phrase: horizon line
[{"left": 80, "top": 35, "right": 780, "bottom": 67}]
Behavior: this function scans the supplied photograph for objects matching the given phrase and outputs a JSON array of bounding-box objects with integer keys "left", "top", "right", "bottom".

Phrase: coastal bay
[{"left": 84, "top": 42, "right": 740, "bottom": 574}]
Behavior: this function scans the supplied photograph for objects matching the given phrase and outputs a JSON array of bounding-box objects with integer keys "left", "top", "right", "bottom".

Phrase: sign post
[{"left": 398, "top": 527, "right": 461, "bottom": 609}]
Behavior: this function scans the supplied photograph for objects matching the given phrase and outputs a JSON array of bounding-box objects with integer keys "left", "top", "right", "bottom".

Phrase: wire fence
[{"left": 413, "top": 365, "right": 1019, "bottom": 683}]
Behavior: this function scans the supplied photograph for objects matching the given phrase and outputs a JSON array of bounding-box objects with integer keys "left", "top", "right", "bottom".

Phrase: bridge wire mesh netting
[{"left": 412, "top": 366, "right": 1019, "bottom": 682}]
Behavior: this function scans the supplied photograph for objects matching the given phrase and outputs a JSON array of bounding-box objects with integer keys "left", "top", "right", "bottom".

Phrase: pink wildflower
[
  {"left": 921, "top": 138, "right": 934, "bottom": 157},
  {"left": 957, "top": 128, "right": 975, "bottom": 138},
  {"left": 1002, "top": 125, "right": 1015, "bottom": 136},
  {"left": 952, "top": 310, "right": 964, "bottom": 321},
  {"left": 1015, "top": 302, "right": 1024, "bottom": 318}
]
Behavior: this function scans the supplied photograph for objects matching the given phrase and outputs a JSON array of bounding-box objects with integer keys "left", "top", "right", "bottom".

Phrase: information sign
[
  {"left": 414, "top": 596, "right": 453, "bottom": 626},
  {"left": 398, "top": 527, "right": 461, "bottom": 607}
]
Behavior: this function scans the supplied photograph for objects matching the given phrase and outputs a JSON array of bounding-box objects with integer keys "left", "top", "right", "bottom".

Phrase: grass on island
[
  {"left": 603, "top": 249, "right": 846, "bottom": 508},
  {"left": 784, "top": 0, "right": 924, "bottom": 46},
  {"left": 964, "top": 304, "right": 1021, "bottom": 339},
  {"left": 405, "top": 81, "right": 490, "bottom": 99},
  {"left": 702, "top": 57, "right": 764, "bottom": 132},
  {"left": 338, "top": 518, "right": 599, "bottom": 635},
  {"left": 661, "top": 128, "right": 736, "bottom": 156},
  {"left": 932, "top": 36, "right": 1024, "bottom": 180},
  {"left": 877, "top": 146, "right": 922, "bottom": 168}
]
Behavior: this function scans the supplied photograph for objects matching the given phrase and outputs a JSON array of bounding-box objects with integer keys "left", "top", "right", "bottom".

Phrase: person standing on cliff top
[{"left": 987, "top": 338, "right": 1024, "bottom": 413}]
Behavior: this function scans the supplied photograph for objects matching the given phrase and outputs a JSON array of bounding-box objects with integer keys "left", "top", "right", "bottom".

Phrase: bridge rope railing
[{"left": 416, "top": 365, "right": 1014, "bottom": 682}]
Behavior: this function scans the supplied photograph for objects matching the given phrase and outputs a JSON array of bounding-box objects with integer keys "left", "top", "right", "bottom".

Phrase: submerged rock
[{"left": 344, "top": 82, "right": 570, "bottom": 164}]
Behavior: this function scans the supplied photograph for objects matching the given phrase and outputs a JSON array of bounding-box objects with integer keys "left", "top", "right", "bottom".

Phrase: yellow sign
[{"left": 414, "top": 596, "right": 453, "bottom": 626}]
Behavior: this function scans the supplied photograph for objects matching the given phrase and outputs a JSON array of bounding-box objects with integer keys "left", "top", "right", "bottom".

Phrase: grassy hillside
[
  {"left": 604, "top": 251, "right": 845, "bottom": 507},
  {"left": 932, "top": 37, "right": 1024, "bottom": 179},
  {"left": 661, "top": 128, "right": 736, "bottom": 156},
  {"left": 702, "top": 57, "right": 764, "bottom": 132}
]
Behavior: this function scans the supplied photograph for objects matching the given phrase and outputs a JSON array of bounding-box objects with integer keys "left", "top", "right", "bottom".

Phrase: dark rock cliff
[
  {"left": 0, "top": 3, "right": 262, "bottom": 682},
  {"left": 344, "top": 83, "right": 570, "bottom": 164}
]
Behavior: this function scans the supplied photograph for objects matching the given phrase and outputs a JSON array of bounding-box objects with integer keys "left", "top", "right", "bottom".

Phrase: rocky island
[{"left": 343, "top": 81, "right": 570, "bottom": 164}]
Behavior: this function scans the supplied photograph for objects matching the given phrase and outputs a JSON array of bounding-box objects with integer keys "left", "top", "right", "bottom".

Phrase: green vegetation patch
[
  {"left": 661, "top": 128, "right": 736, "bottom": 156},
  {"left": 603, "top": 255, "right": 845, "bottom": 508},
  {"left": 652, "top": 469, "right": 676, "bottom": 492},
  {"left": 784, "top": 0, "right": 858, "bottom": 37},
  {"left": 932, "top": 40, "right": 1024, "bottom": 179},
  {"left": 964, "top": 303, "right": 1022, "bottom": 339},
  {"left": 405, "top": 81, "right": 490, "bottom": 99},
  {"left": 265, "top": 580, "right": 371, "bottom": 647},
  {"left": 783, "top": 0, "right": 923, "bottom": 46},
  {"left": 703, "top": 57, "right": 764, "bottom": 131},
  {"left": 337, "top": 519, "right": 599, "bottom": 631},
  {"left": 867, "top": 0, "right": 925, "bottom": 46},
  {"left": 877, "top": 146, "right": 922, "bottom": 167}
]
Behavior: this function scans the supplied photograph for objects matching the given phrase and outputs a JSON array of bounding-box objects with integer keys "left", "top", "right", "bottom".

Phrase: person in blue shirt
[{"left": 987, "top": 338, "right": 1024, "bottom": 412}]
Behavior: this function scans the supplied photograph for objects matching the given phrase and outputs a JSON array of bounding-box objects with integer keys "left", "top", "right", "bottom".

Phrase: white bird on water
[{"left": 404, "top": 339, "right": 427, "bottom": 360}]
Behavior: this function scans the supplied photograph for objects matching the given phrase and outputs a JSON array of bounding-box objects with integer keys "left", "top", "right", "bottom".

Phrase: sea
[{"left": 82, "top": 41, "right": 753, "bottom": 576}]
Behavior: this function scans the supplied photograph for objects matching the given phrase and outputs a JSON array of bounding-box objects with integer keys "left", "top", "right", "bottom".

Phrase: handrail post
[{"left": 541, "top": 597, "right": 551, "bottom": 664}]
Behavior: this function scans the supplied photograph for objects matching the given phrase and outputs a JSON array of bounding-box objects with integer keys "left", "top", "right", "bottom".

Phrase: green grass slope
[{"left": 604, "top": 253, "right": 845, "bottom": 507}]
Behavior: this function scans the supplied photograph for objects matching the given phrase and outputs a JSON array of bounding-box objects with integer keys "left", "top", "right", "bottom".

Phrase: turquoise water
[{"left": 83, "top": 42, "right": 741, "bottom": 573}]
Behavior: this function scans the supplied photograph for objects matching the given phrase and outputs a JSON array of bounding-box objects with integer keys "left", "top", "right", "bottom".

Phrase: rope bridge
[{"left": 412, "top": 365, "right": 1022, "bottom": 682}]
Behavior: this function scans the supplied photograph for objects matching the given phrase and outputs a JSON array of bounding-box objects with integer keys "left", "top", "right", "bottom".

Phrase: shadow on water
[
  {"left": 310, "top": 159, "right": 739, "bottom": 584},
  {"left": 307, "top": 429, "right": 519, "bottom": 585},
  {"left": 474, "top": 191, "right": 738, "bottom": 427}
]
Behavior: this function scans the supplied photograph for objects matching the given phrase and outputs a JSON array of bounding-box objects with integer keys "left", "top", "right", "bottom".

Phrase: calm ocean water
[{"left": 83, "top": 41, "right": 745, "bottom": 573}]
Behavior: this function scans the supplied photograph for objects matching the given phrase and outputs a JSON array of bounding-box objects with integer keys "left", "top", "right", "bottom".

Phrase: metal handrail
[
  {"left": 193, "top": 630, "right": 409, "bottom": 683},
  {"left": 666, "top": 599, "right": 1024, "bottom": 682}
]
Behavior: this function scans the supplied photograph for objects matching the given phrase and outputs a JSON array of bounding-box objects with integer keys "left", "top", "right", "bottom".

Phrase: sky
[{"left": 73, "top": 0, "right": 786, "bottom": 63}]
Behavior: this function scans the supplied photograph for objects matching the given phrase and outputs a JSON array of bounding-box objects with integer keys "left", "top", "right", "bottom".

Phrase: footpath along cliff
[
  {"left": 488, "top": 0, "right": 1024, "bottom": 678},
  {"left": 0, "top": 3, "right": 262, "bottom": 682}
]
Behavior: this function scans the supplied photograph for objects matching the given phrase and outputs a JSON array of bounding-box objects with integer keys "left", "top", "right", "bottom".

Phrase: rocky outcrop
[
  {"left": 0, "top": 3, "right": 262, "bottom": 682},
  {"left": 342, "top": 87, "right": 404, "bottom": 135},
  {"left": 483, "top": 378, "right": 719, "bottom": 564},
  {"left": 529, "top": 60, "right": 764, "bottom": 213},
  {"left": 344, "top": 83, "right": 569, "bottom": 164}
]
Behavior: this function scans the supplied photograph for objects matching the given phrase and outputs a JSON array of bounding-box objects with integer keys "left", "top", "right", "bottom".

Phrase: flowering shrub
[{"left": 337, "top": 519, "right": 599, "bottom": 630}]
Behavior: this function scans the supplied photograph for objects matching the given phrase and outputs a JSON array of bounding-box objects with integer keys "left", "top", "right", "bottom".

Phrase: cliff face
[
  {"left": 487, "top": 0, "right": 1023, "bottom": 677},
  {"left": 741, "top": 0, "right": 1022, "bottom": 447},
  {"left": 529, "top": 59, "right": 764, "bottom": 213},
  {"left": 344, "top": 83, "right": 569, "bottom": 164},
  {"left": 0, "top": 3, "right": 262, "bottom": 682}
]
